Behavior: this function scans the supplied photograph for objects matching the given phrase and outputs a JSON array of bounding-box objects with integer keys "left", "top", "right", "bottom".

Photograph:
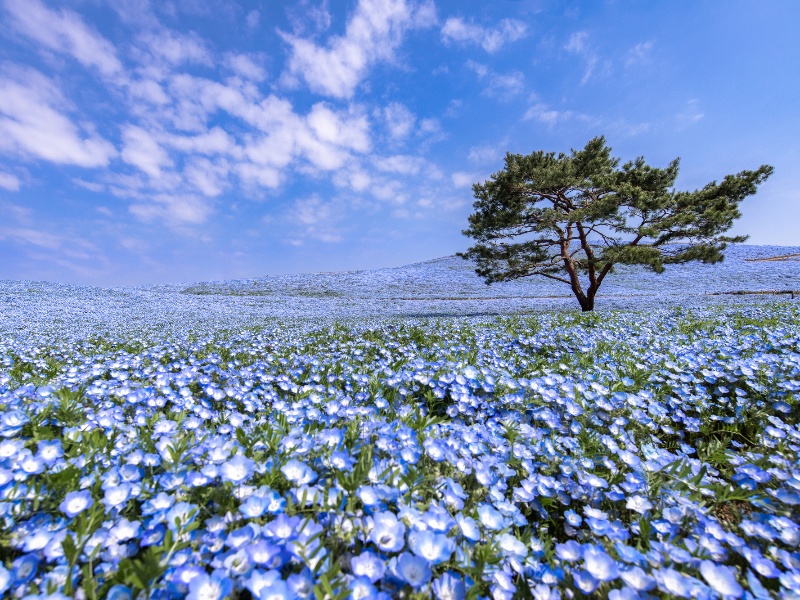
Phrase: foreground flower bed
[{"left": 1, "top": 303, "right": 800, "bottom": 599}]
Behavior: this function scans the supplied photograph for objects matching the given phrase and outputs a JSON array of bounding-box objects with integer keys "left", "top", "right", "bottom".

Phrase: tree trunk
[{"left": 580, "top": 294, "right": 595, "bottom": 312}]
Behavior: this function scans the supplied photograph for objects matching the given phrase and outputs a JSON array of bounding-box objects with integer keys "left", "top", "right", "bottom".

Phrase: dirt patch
[
  {"left": 745, "top": 252, "right": 800, "bottom": 262},
  {"left": 708, "top": 289, "right": 798, "bottom": 297}
]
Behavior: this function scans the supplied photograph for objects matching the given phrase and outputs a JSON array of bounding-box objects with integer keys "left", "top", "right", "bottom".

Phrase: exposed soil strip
[
  {"left": 744, "top": 253, "right": 800, "bottom": 262},
  {"left": 708, "top": 289, "right": 798, "bottom": 297}
]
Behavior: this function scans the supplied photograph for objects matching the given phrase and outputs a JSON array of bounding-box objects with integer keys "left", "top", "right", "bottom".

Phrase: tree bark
[{"left": 580, "top": 295, "right": 595, "bottom": 312}]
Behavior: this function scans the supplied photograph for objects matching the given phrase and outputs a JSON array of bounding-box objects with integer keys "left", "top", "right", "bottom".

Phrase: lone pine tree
[{"left": 460, "top": 136, "right": 773, "bottom": 311}]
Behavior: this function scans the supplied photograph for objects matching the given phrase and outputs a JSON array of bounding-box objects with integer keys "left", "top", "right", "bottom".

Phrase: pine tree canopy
[{"left": 459, "top": 136, "right": 774, "bottom": 311}]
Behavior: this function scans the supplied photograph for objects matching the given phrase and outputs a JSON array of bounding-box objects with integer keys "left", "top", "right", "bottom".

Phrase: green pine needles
[{"left": 460, "top": 136, "right": 773, "bottom": 311}]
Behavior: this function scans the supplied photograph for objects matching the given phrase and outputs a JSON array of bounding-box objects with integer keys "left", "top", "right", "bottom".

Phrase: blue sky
[{"left": 1, "top": 0, "right": 798, "bottom": 285}]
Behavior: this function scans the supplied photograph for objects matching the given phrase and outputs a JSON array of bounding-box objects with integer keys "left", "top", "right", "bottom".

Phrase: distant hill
[
  {"left": 2, "top": 244, "right": 798, "bottom": 340},
  {"left": 179, "top": 244, "right": 800, "bottom": 300}
]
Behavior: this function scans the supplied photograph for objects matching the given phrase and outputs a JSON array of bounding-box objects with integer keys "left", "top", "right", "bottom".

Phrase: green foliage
[{"left": 459, "top": 136, "right": 773, "bottom": 311}]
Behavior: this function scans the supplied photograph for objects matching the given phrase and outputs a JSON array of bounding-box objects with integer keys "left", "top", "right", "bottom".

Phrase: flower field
[{"left": 1, "top": 247, "right": 800, "bottom": 599}]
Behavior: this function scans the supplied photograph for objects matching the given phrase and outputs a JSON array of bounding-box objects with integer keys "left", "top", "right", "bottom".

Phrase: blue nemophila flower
[
  {"left": 141, "top": 492, "right": 174, "bottom": 516},
  {"left": 432, "top": 571, "right": 466, "bottom": 600},
  {"left": 264, "top": 514, "right": 302, "bottom": 542},
  {"left": 240, "top": 494, "right": 270, "bottom": 519},
  {"left": 351, "top": 550, "right": 386, "bottom": 583},
  {"left": 350, "top": 575, "right": 378, "bottom": 599},
  {"left": 11, "top": 554, "right": 39, "bottom": 585},
  {"left": 244, "top": 569, "right": 281, "bottom": 597},
  {"left": 564, "top": 509, "right": 582, "bottom": 527},
  {"left": 571, "top": 569, "right": 598, "bottom": 594},
  {"left": 59, "top": 490, "right": 93, "bottom": 517},
  {"left": 106, "top": 584, "right": 133, "bottom": 600},
  {"left": 170, "top": 565, "right": 207, "bottom": 595},
  {"left": 109, "top": 518, "right": 141, "bottom": 543},
  {"left": 655, "top": 568, "right": 695, "bottom": 598},
  {"left": 409, "top": 529, "right": 455, "bottom": 564},
  {"left": 187, "top": 570, "right": 233, "bottom": 600},
  {"left": 226, "top": 525, "right": 256, "bottom": 549},
  {"left": 22, "top": 527, "right": 53, "bottom": 553},
  {"left": 141, "top": 524, "right": 166, "bottom": 547},
  {"left": 246, "top": 540, "right": 285, "bottom": 569},
  {"left": 220, "top": 454, "right": 256, "bottom": 485},
  {"left": 257, "top": 578, "right": 295, "bottom": 600},
  {"left": 36, "top": 439, "right": 63, "bottom": 466},
  {"left": 369, "top": 511, "right": 406, "bottom": 553},
  {"left": 103, "top": 483, "right": 134, "bottom": 510},
  {"left": 625, "top": 494, "right": 653, "bottom": 514},
  {"left": 0, "top": 565, "right": 10, "bottom": 595},
  {"left": 699, "top": 560, "right": 743, "bottom": 598},
  {"left": 281, "top": 459, "right": 317, "bottom": 485},
  {"left": 620, "top": 566, "right": 655, "bottom": 591},
  {"left": 583, "top": 545, "right": 620, "bottom": 581},
  {"left": 455, "top": 514, "right": 480, "bottom": 542},
  {"left": 555, "top": 540, "right": 583, "bottom": 562},
  {"left": 497, "top": 533, "right": 527, "bottom": 558},
  {"left": 165, "top": 501, "right": 198, "bottom": 531},
  {"left": 477, "top": 503, "right": 506, "bottom": 531},
  {"left": 394, "top": 552, "right": 432, "bottom": 589}
]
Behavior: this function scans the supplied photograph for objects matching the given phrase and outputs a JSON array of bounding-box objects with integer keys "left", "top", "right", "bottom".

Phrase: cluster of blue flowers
[{"left": 1, "top": 301, "right": 799, "bottom": 598}]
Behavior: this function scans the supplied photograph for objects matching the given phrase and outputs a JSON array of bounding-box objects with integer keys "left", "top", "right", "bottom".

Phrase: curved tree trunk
[{"left": 579, "top": 295, "right": 595, "bottom": 312}]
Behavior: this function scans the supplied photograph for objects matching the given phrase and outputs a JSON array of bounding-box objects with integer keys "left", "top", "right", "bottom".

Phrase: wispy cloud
[
  {"left": 677, "top": 99, "right": 704, "bottom": 125},
  {"left": 0, "top": 224, "right": 109, "bottom": 276},
  {"left": 625, "top": 40, "right": 655, "bottom": 68},
  {"left": 3, "top": 0, "right": 123, "bottom": 77},
  {"left": 0, "top": 171, "right": 21, "bottom": 191},
  {"left": 452, "top": 171, "right": 476, "bottom": 188},
  {"left": 383, "top": 102, "right": 416, "bottom": 140},
  {"left": 138, "top": 28, "right": 212, "bottom": 67},
  {"left": 564, "top": 31, "right": 601, "bottom": 84},
  {"left": 466, "top": 61, "right": 525, "bottom": 98},
  {"left": 280, "top": 0, "right": 432, "bottom": 99},
  {"left": 467, "top": 141, "right": 508, "bottom": 165},
  {"left": 287, "top": 195, "right": 345, "bottom": 244},
  {"left": 441, "top": 17, "right": 526, "bottom": 53},
  {"left": 0, "top": 65, "right": 117, "bottom": 167}
]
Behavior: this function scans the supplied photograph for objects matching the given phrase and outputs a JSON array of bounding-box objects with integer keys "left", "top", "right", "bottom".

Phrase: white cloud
[
  {"left": 184, "top": 157, "right": 230, "bottom": 197},
  {"left": 246, "top": 9, "right": 260, "bottom": 30},
  {"left": 441, "top": 17, "right": 526, "bottom": 53},
  {"left": 225, "top": 53, "right": 267, "bottom": 81},
  {"left": 565, "top": 31, "right": 588, "bottom": 54},
  {"left": 384, "top": 102, "right": 416, "bottom": 139},
  {"left": 281, "top": 0, "right": 432, "bottom": 98},
  {"left": 419, "top": 118, "right": 441, "bottom": 134},
  {"left": 524, "top": 102, "right": 572, "bottom": 125},
  {"left": 286, "top": 0, "right": 333, "bottom": 36},
  {"left": 139, "top": 29, "right": 212, "bottom": 66},
  {"left": 307, "top": 103, "right": 370, "bottom": 152},
  {"left": 564, "top": 31, "right": 601, "bottom": 84},
  {"left": 374, "top": 154, "right": 426, "bottom": 175},
  {"left": 0, "top": 225, "right": 106, "bottom": 272},
  {"left": 127, "top": 78, "right": 171, "bottom": 106},
  {"left": 3, "top": 0, "right": 123, "bottom": 77},
  {"left": 0, "top": 171, "right": 21, "bottom": 191},
  {"left": 452, "top": 171, "right": 475, "bottom": 188},
  {"left": 290, "top": 195, "right": 344, "bottom": 243},
  {"left": 466, "top": 61, "right": 525, "bottom": 98},
  {"left": 677, "top": 99, "right": 704, "bottom": 125},
  {"left": 121, "top": 125, "right": 173, "bottom": 178},
  {"left": 468, "top": 142, "right": 506, "bottom": 165},
  {"left": 163, "top": 127, "right": 238, "bottom": 156},
  {"left": 129, "top": 193, "right": 212, "bottom": 226},
  {"left": 625, "top": 40, "right": 654, "bottom": 68},
  {"left": 0, "top": 200, "right": 30, "bottom": 222},
  {"left": 0, "top": 66, "right": 116, "bottom": 167},
  {"left": 333, "top": 167, "right": 372, "bottom": 191}
]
